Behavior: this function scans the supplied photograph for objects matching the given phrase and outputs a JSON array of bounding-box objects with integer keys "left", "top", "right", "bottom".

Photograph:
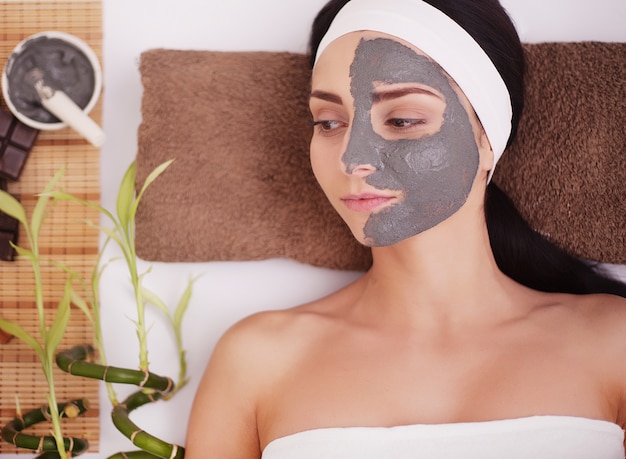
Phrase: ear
[{"left": 477, "top": 129, "right": 494, "bottom": 177}]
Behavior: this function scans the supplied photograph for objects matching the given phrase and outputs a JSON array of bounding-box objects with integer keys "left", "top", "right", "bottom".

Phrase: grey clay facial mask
[
  {"left": 5, "top": 36, "right": 96, "bottom": 124},
  {"left": 345, "top": 38, "right": 479, "bottom": 246}
]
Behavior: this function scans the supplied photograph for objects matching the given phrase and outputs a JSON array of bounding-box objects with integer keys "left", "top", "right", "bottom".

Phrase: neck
[{"left": 356, "top": 203, "right": 521, "bottom": 330}]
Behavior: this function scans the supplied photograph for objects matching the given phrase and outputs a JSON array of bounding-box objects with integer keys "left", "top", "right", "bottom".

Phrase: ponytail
[{"left": 486, "top": 182, "right": 626, "bottom": 297}]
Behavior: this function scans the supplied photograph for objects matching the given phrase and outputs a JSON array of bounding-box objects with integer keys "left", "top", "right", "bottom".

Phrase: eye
[
  {"left": 385, "top": 118, "right": 427, "bottom": 129},
  {"left": 312, "top": 119, "right": 348, "bottom": 136}
]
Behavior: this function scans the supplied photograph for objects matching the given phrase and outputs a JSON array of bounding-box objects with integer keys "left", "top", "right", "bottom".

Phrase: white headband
[{"left": 314, "top": 0, "right": 512, "bottom": 181}]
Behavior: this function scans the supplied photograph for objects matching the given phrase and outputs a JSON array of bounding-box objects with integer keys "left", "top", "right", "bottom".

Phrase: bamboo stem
[
  {"left": 43, "top": 360, "right": 67, "bottom": 459},
  {"left": 27, "top": 180, "right": 70, "bottom": 459},
  {"left": 56, "top": 345, "right": 174, "bottom": 392},
  {"left": 90, "top": 246, "right": 120, "bottom": 405},
  {"left": 55, "top": 345, "right": 183, "bottom": 458},
  {"left": 110, "top": 391, "right": 184, "bottom": 459},
  {"left": 0, "top": 399, "right": 89, "bottom": 457}
]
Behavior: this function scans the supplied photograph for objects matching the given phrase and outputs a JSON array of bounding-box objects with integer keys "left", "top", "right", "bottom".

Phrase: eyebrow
[
  {"left": 309, "top": 90, "right": 343, "bottom": 105},
  {"left": 372, "top": 87, "right": 442, "bottom": 103}
]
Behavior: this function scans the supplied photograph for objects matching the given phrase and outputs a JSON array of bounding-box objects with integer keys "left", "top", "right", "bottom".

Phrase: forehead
[
  {"left": 313, "top": 31, "right": 449, "bottom": 90},
  {"left": 311, "top": 31, "right": 484, "bottom": 119}
]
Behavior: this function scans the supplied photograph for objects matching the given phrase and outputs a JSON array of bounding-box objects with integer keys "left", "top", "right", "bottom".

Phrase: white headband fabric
[{"left": 314, "top": 0, "right": 513, "bottom": 181}]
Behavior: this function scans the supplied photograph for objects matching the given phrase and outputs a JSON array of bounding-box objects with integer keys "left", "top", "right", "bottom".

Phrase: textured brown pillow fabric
[
  {"left": 135, "top": 42, "right": 625, "bottom": 269},
  {"left": 493, "top": 42, "right": 625, "bottom": 264},
  {"left": 135, "top": 50, "right": 371, "bottom": 270}
]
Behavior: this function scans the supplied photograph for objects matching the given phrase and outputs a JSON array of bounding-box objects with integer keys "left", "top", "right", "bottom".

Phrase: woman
[{"left": 185, "top": 0, "right": 626, "bottom": 457}]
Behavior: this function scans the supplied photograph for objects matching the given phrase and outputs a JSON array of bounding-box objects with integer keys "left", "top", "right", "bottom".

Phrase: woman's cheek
[{"left": 309, "top": 141, "right": 328, "bottom": 187}]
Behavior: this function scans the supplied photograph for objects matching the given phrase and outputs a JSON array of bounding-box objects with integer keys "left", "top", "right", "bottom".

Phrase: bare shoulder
[
  {"left": 197, "top": 282, "right": 360, "bottom": 408},
  {"left": 527, "top": 291, "right": 626, "bottom": 375},
  {"left": 577, "top": 293, "right": 626, "bottom": 428},
  {"left": 185, "top": 297, "right": 346, "bottom": 458},
  {"left": 565, "top": 292, "right": 626, "bottom": 386},
  {"left": 217, "top": 277, "right": 362, "bottom": 360},
  {"left": 211, "top": 305, "right": 326, "bottom": 370},
  {"left": 544, "top": 292, "right": 626, "bottom": 351},
  {"left": 573, "top": 292, "right": 626, "bottom": 337}
]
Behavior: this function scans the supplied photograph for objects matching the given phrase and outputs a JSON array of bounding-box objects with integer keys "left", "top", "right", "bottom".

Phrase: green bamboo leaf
[
  {"left": 13, "top": 244, "right": 35, "bottom": 261},
  {"left": 138, "top": 159, "right": 174, "bottom": 197},
  {"left": 52, "top": 260, "right": 88, "bottom": 293},
  {"left": 49, "top": 191, "right": 116, "bottom": 224},
  {"left": 140, "top": 287, "right": 170, "bottom": 318},
  {"left": 70, "top": 289, "right": 94, "bottom": 325},
  {"left": 84, "top": 221, "right": 125, "bottom": 258},
  {"left": 130, "top": 159, "right": 174, "bottom": 221},
  {"left": 0, "top": 190, "right": 27, "bottom": 225},
  {"left": 96, "top": 254, "right": 120, "bottom": 280},
  {"left": 31, "top": 168, "right": 65, "bottom": 238},
  {"left": 174, "top": 276, "right": 197, "bottom": 331},
  {"left": 44, "top": 167, "right": 65, "bottom": 191},
  {"left": 30, "top": 198, "right": 48, "bottom": 241},
  {"left": 116, "top": 161, "right": 137, "bottom": 231},
  {"left": 45, "top": 278, "right": 72, "bottom": 360},
  {"left": 0, "top": 318, "right": 43, "bottom": 359},
  {"left": 97, "top": 225, "right": 124, "bottom": 248},
  {"left": 137, "top": 267, "right": 153, "bottom": 287},
  {"left": 94, "top": 230, "right": 113, "bottom": 258},
  {"left": 47, "top": 190, "right": 75, "bottom": 201}
]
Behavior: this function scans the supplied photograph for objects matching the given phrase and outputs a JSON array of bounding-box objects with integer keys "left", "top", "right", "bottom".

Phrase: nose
[
  {"left": 346, "top": 162, "right": 376, "bottom": 178},
  {"left": 342, "top": 119, "right": 383, "bottom": 177}
]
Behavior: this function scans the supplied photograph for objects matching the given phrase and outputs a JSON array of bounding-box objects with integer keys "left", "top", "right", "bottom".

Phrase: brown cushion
[
  {"left": 135, "top": 42, "right": 625, "bottom": 269},
  {"left": 135, "top": 49, "right": 371, "bottom": 270},
  {"left": 494, "top": 42, "right": 625, "bottom": 264}
]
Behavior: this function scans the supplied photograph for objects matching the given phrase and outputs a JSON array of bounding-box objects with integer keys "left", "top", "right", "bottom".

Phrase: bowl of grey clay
[{"left": 1, "top": 31, "right": 102, "bottom": 131}]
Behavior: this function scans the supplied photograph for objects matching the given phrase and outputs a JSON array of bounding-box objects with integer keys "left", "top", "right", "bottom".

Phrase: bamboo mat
[{"left": 0, "top": 0, "right": 102, "bottom": 453}]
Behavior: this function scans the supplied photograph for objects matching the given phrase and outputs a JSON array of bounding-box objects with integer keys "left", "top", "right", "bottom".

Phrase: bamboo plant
[
  {"left": 0, "top": 160, "right": 194, "bottom": 458},
  {"left": 0, "top": 170, "right": 79, "bottom": 459}
]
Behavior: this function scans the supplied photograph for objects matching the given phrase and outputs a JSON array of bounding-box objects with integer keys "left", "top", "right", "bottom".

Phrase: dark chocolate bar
[
  {"left": 0, "top": 230, "right": 17, "bottom": 262},
  {"left": 0, "top": 107, "right": 39, "bottom": 180},
  {"left": 0, "top": 186, "right": 19, "bottom": 261}
]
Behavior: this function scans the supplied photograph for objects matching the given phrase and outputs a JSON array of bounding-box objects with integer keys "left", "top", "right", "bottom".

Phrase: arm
[{"left": 185, "top": 319, "right": 265, "bottom": 459}]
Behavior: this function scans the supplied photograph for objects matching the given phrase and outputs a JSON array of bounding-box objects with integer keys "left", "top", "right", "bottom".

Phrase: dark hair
[{"left": 309, "top": 0, "right": 626, "bottom": 297}]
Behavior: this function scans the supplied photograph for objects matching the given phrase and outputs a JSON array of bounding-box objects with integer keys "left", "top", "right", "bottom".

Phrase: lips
[{"left": 341, "top": 193, "right": 398, "bottom": 212}]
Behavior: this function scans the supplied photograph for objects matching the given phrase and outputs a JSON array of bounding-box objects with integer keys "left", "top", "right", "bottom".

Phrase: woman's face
[{"left": 310, "top": 32, "right": 489, "bottom": 246}]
